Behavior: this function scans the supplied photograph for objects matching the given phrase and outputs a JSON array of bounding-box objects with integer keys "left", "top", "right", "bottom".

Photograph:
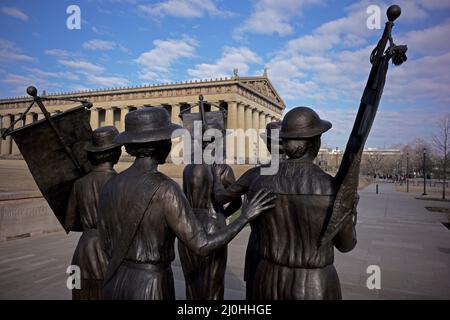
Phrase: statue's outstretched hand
[{"left": 241, "top": 189, "right": 276, "bottom": 221}]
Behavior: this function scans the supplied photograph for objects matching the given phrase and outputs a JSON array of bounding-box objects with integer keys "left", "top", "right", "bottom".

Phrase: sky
[{"left": 0, "top": 0, "right": 449, "bottom": 148}]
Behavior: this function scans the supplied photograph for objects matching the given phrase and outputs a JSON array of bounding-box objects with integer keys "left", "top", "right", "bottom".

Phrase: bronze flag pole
[{"left": 320, "top": 5, "right": 408, "bottom": 246}]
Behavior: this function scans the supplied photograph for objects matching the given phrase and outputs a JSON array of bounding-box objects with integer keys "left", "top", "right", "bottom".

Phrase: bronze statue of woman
[
  {"left": 99, "top": 108, "right": 275, "bottom": 300},
  {"left": 65, "top": 126, "right": 122, "bottom": 299},
  {"left": 178, "top": 120, "right": 242, "bottom": 300}
]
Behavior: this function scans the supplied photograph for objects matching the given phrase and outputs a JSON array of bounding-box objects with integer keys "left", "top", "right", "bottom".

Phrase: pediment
[{"left": 238, "top": 78, "right": 284, "bottom": 108}]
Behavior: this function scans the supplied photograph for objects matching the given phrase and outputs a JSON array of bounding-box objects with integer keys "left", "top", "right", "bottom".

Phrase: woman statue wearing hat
[
  {"left": 65, "top": 126, "right": 122, "bottom": 300},
  {"left": 178, "top": 120, "right": 242, "bottom": 300},
  {"left": 247, "top": 107, "right": 357, "bottom": 300},
  {"left": 98, "top": 107, "right": 275, "bottom": 300},
  {"left": 211, "top": 121, "right": 285, "bottom": 300}
]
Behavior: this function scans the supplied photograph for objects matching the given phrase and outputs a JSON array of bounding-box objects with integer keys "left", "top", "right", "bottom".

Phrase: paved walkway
[{"left": 0, "top": 183, "right": 449, "bottom": 299}]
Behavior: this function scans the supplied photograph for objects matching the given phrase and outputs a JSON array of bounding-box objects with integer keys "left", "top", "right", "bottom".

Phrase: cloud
[
  {"left": 187, "top": 46, "right": 262, "bottom": 79},
  {"left": 2, "top": 73, "right": 60, "bottom": 96},
  {"left": 316, "top": 104, "right": 448, "bottom": 148},
  {"left": 1, "top": 6, "right": 28, "bottom": 21},
  {"left": 84, "top": 74, "right": 129, "bottom": 87},
  {"left": 0, "top": 38, "right": 35, "bottom": 62},
  {"left": 56, "top": 58, "right": 129, "bottom": 88},
  {"left": 397, "top": 19, "right": 450, "bottom": 56},
  {"left": 59, "top": 60, "right": 105, "bottom": 73},
  {"left": 265, "top": 1, "right": 450, "bottom": 108},
  {"left": 136, "top": 36, "right": 198, "bottom": 81},
  {"left": 44, "top": 49, "right": 74, "bottom": 59},
  {"left": 82, "top": 39, "right": 117, "bottom": 51},
  {"left": 138, "top": 0, "right": 233, "bottom": 19},
  {"left": 233, "top": 0, "right": 322, "bottom": 39},
  {"left": 22, "top": 67, "right": 80, "bottom": 81}
]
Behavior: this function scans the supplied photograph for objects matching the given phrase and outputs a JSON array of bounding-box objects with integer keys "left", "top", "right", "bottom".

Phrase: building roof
[{"left": 0, "top": 73, "right": 285, "bottom": 110}]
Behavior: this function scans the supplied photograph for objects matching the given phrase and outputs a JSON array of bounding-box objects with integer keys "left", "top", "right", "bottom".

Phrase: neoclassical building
[{"left": 0, "top": 72, "right": 284, "bottom": 159}]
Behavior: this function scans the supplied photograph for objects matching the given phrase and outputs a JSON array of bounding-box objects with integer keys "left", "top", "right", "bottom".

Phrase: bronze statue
[
  {"left": 65, "top": 126, "right": 122, "bottom": 300},
  {"left": 243, "top": 5, "right": 406, "bottom": 300},
  {"left": 212, "top": 121, "right": 284, "bottom": 299},
  {"left": 98, "top": 107, "right": 275, "bottom": 300},
  {"left": 178, "top": 120, "right": 242, "bottom": 300},
  {"left": 248, "top": 107, "right": 357, "bottom": 299}
]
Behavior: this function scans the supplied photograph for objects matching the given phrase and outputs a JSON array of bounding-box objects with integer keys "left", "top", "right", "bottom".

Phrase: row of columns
[
  {"left": 226, "top": 102, "right": 280, "bottom": 161},
  {"left": 1, "top": 101, "right": 280, "bottom": 158}
]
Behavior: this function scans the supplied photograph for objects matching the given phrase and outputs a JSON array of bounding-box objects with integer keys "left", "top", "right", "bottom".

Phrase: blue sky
[{"left": 0, "top": 0, "right": 449, "bottom": 148}]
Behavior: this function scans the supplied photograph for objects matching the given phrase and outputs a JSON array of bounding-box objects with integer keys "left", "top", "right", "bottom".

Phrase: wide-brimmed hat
[
  {"left": 85, "top": 126, "right": 122, "bottom": 152},
  {"left": 280, "top": 106, "right": 331, "bottom": 139},
  {"left": 260, "top": 121, "right": 281, "bottom": 143},
  {"left": 114, "top": 107, "right": 183, "bottom": 144}
]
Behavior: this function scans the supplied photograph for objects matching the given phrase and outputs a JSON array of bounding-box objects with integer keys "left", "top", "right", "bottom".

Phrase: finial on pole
[
  {"left": 27, "top": 86, "right": 38, "bottom": 97},
  {"left": 387, "top": 5, "right": 401, "bottom": 22}
]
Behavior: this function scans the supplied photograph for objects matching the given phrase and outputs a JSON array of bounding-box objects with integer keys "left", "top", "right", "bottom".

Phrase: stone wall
[{"left": 0, "top": 196, "right": 63, "bottom": 242}]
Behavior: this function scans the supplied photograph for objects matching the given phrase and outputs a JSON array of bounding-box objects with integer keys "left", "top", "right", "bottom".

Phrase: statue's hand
[{"left": 241, "top": 189, "right": 276, "bottom": 221}]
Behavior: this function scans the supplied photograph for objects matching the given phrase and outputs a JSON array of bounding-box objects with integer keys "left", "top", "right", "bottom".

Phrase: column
[
  {"left": 259, "top": 112, "right": 266, "bottom": 132},
  {"left": 25, "top": 112, "right": 35, "bottom": 126},
  {"left": 90, "top": 108, "right": 100, "bottom": 130},
  {"left": 12, "top": 114, "right": 22, "bottom": 155},
  {"left": 244, "top": 105, "right": 253, "bottom": 130},
  {"left": 171, "top": 104, "right": 181, "bottom": 125},
  {"left": 105, "top": 107, "right": 114, "bottom": 126},
  {"left": 259, "top": 112, "right": 267, "bottom": 157},
  {"left": 226, "top": 101, "right": 238, "bottom": 130},
  {"left": 1, "top": 115, "right": 12, "bottom": 155},
  {"left": 266, "top": 114, "right": 271, "bottom": 126},
  {"left": 252, "top": 108, "right": 260, "bottom": 132},
  {"left": 252, "top": 108, "right": 260, "bottom": 158},
  {"left": 237, "top": 103, "right": 245, "bottom": 130},
  {"left": 236, "top": 103, "right": 246, "bottom": 161},
  {"left": 244, "top": 106, "right": 253, "bottom": 160},
  {"left": 119, "top": 107, "right": 129, "bottom": 132}
]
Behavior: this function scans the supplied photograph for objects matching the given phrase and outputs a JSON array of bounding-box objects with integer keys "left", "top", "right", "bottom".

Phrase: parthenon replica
[{"left": 0, "top": 72, "right": 284, "bottom": 158}]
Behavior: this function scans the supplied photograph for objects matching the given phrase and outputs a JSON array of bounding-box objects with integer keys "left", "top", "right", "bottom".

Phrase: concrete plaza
[{"left": 0, "top": 163, "right": 449, "bottom": 299}]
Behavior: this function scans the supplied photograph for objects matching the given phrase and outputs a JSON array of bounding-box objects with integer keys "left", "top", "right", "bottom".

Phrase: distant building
[{"left": 0, "top": 72, "right": 284, "bottom": 158}]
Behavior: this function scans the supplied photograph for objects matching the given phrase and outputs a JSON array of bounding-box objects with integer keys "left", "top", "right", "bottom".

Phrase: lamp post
[
  {"left": 422, "top": 148, "right": 427, "bottom": 196},
  {"left": 335, "top": 147, "right": 339, "bottom": 169},
  {"left": 406, "top": 152, "right": 409, "bottom": 193}
]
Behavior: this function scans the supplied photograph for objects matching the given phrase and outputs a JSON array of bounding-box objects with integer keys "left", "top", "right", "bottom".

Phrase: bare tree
[
  {"left": 364, "top": 152, "right": 385, "bottom": 177},
  {"left": 432, "top": 113, "right": 450, "bottom": 199}
]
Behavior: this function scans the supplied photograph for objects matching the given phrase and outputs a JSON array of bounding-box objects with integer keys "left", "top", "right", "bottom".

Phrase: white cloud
[
  {"left": 54, "top": 57, "right": 130, "bottom": 88},
  {"left": 2, "top": 73, "right": 60, "bottom": 96},
  {"left": 82, "top": 39, "right": 117, "bottom": 51},
  {"left": 136, "top": 37, "right": 198, "bottom": 81},
  {"left": 1, "top": 6, "right": 28, "bottom": 21},
  {"left": 138, "top": 0, "right": 232, "bottom": 19},
  {"left": 84, "top": 74, "right": 129, "bottom": 87},
  {"left": 59, "top": 60, "right": 105, "bottom": 73},
  {"left": 266, "top": 1, "right": 450, "bottom": 108},
  {"left": 187, "top": 46, "right": 262, "bottom": 79},
  {"left": 44, "top": 49, "right": 74, "bottom": 59},
  {"left": 397, "top": 19, "right": 450, "bottom": 56},
  {"left": 0, "top": 38, "right": 35, "bottom": 62},
  {"left": 233, "top": 0, "right": 322, "bottom": 39},
  {"left": 262, "top": 0, "right": 450, "bottom": 147},
  {"left": 22, "top": 67, "right": 80, "bottom": 81}
]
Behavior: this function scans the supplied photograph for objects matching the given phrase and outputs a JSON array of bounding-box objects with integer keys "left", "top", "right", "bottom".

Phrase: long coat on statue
[
  {"left": 248, "top": 158, "right": 357, "bottom": 300},
  {"left": 65, "top": 163, "right": 116, "bottom": 300},
  {"left": 178, "top": 163, "right": 240, "bottom": 300}
]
